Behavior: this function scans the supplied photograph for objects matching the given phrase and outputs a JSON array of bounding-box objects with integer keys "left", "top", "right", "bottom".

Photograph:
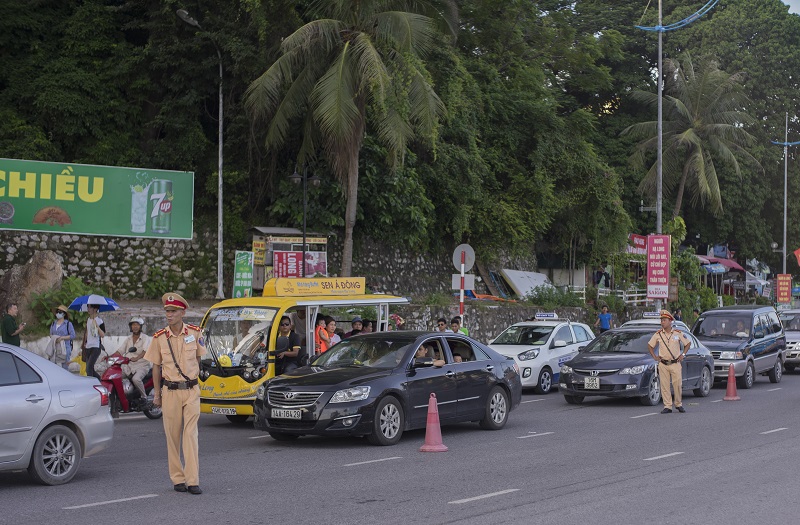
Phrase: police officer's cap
[
  {"left": 162, "top": 292, "right": 189, "bottom": 311},
  {"left": 659, "top": 309, "right": 674, "bottom": 320}
]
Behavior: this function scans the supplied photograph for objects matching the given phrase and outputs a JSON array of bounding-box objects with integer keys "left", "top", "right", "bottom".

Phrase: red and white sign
[
  {"left": 777, "top": 274, "right": 792, "bottom": 304},
  {"left": 626, "top": 234, "right": 648, "bottom": 255},
  {"left": 646, "top": 235, "right": 671, "bottom": 299},
  {"left": 273, "top": 251, "right": 302, "bottom": 278}
]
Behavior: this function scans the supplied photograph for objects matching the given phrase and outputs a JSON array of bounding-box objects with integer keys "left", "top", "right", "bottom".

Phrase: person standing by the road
[
  {"left": 594, "top": 305, "right": 613, "bottom": 333},
  {"left": 1, "top": 302, "right": 25, "bottom": 346},
  {"left": 145, "top": 293, "right": 205, "bottom": 495},
  {"left": 83, "top": 304, "right": 105, "bottom": 379},
  {"left": 436, "top": 318, "right": 453, "bottom": 332},
  {"left": 50, "top": 305, "right": 76, "bottom": 369},
  {"left": 647, "top": 310, "right": 691, "bottom": 414}
]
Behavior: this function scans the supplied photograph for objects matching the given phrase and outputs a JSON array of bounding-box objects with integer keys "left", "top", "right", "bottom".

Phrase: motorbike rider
[{"left": 113, "top": 316, "right": 152, "bottom": 405}]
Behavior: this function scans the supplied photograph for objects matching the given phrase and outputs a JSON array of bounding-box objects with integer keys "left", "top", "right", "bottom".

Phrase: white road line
[
  {"left": 520, "top": 399, "right": 545, "bottom": 403},
  {"left": 768, "top": 388, "right": 782, "bottom": 392},
  {"left": 516, "top": 432, "right": 554, "bottom": 439},
  {"left": 711, "top": 399, "right": 723, "bottom": 403},
  {"left": 248, "top": 435, "right": 272, "bottom": 440},
  {"left": 118, "top": 415, "right": 148, "bottom": 420},
  {"left": 448, "top": 489, "right": 519, "bottom": 504},
  {"left": 630, "top": 413, "right": 658, "bottom": 419},
  {"left": 760, "top": 428, "right": 787, "bottom": 435},
  {"left": 344, "top": 457, "right": 403, "bottom": 467},
  {"left": 64, "top": 494, "right": 158, "bottom": 509},
  {"left": 644, "top": 452, "right": 684, "bottom": 461}
]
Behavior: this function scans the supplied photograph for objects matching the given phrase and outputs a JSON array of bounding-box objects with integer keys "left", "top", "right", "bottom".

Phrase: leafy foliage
[{"left": 30, "top": 277, "right": 109, "bottom": 333}]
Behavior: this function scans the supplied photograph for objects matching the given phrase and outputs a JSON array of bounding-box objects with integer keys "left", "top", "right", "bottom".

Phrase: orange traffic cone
[
  {"left": 420, "top": 393, "right": 448, "bottom": 452},
  {"left": 723, "top": 363, "right": 740, "bottom": 401}
]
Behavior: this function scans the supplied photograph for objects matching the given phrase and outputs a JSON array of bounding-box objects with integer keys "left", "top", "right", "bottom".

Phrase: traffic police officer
[
  {"left": 144, "top": 292, "right": 205, "bottom": 494},
  {"left": 647, "top": 309, "right": 691, "bottom": 414}
]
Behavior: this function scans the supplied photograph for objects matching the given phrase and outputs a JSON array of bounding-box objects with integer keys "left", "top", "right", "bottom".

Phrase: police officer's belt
[
  {"left": 162, "top": 378, "right": 198, "bottom": 390},
  {"left": 660, "top": 359, "right": 679, "bottom": 365}
]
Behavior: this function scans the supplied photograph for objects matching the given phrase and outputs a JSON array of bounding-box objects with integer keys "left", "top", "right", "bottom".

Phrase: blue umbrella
[{"left": 68, "top": 294, "right": 121, "bottom": 313}]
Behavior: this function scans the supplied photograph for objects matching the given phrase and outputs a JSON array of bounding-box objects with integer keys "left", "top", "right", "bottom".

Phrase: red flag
[{"left": 794, "top": 247, "right": 800, "bottom": 267}]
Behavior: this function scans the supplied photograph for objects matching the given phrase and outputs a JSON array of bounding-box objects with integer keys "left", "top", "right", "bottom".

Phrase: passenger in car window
[{"left": 453, "top": 354, "right": 463, "bottom": 363}]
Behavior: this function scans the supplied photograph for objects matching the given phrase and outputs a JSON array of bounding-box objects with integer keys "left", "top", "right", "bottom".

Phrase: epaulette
[
  {"left": 153, "top": 328, "right": 167, "bottom": 338},
  {"left": 186, "top": 323, "right": 201, "bottom": 331}
]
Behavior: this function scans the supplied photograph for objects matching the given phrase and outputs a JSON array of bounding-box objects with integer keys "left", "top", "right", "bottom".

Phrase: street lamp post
[
  {"left": 290, "top": 166, "right": 321, "bottom": 277},
  {"left": 177, "top": 9, "right": 225, "bottom": 299},
  {"left": 771, "top": 112, "right": 800, "bottom": 274}
]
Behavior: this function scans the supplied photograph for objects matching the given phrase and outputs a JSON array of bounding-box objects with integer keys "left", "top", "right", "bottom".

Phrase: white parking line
[
  {"left": 448, "top": 489, "right": 519, "bottom": 504},
  {"left": 768, "top": 388, "right": 782, "bottom": 392},
  {"left": 517, "top": 432, "right": 554, "bottom": 439},
  {"left": 344, "top": 457, "right": 403, "bottom": 467},
  {"left": 760, "top": 428, "right": 787, "bottom": 435},
  {"left": 520, "top": 399, "right": 544, "bottom": 404},
  {"left": 64, "top": 494, "right": 158, "bottom": 509},
  {"left": 630, "top": 413, "right": 658, "bottom": 419},
  {"left": 644, "top": 452, "right": 684, "bottom": 461}
]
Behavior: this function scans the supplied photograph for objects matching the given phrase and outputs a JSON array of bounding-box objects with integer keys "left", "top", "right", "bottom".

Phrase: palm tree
[
  {"left": 245, "top": 0, "right": 457, "bottom": 276},
  {"left": 623, "top": 53, "right": 760, "bottom": 218}
]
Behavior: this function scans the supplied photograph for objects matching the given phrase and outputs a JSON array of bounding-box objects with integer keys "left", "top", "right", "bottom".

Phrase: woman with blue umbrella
[{"left": 69, "top": 295, "right": 119, "bottom": 378}]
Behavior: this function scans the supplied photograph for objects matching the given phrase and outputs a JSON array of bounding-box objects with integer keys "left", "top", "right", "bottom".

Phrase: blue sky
[{"left": 785, "top": 0, "right": 800, "bottom": 14}]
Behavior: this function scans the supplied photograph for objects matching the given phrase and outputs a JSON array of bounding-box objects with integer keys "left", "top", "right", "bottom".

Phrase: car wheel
[
  {"left": 786, "top": 364, "right": 796, "bottom": 373},
  {"left": 479, "top": 386, "right": 510, "bottom": 430},
  {"left": 269, "top": 431, "right": 299, "bottom": 442},
  {"left": 27, "top": 425, "right": 82, "bottom": 485},
  {"left": 693, "top": 366, "right": 712, "bottom": 397},
  {"left": 367, "top": 396, "right": 404, "bottom": 446},
  {"left": 768, "top": 359, "right": 783, "bottom": 384},
  {"left": 564, "top": 395, "right": 584, "bottom": 405},
  {"left": 226, "top": 415, "right": 251, "bottom": 425},
  {"left": 640, "top": 374, "right": 661, "bottom": 406},
  {"left": 533, "top": 367, "right": 553, "bottom": 394},
  {"left": 737, "top": 362, "right": 755, "bottom": 389}
]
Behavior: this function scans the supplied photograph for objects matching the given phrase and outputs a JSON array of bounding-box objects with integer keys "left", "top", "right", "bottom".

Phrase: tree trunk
[
  {"left": 672, "top": 162, "right": 691, "bottom": 219},
  {"left": 340, "top": 153, "right": 359, "bottom": 277}
]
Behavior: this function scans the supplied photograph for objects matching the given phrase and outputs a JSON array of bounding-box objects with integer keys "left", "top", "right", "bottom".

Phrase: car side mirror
[
  {"left": 753, "top": 329, "right": 764, "bottom": 339},
  {"left": 552, "top": 340, "right": 567, "bottom": 348},
  {"left": 578, "top": 345, "right": 586, "bottom": 352},
  {"left": 413, "top": 357, "right": 434, "bottom": 368}
]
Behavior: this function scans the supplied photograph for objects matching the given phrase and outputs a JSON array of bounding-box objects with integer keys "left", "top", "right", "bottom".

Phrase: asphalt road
[{"left": 3, "top": 372, "right": 800, "bottom": 525}]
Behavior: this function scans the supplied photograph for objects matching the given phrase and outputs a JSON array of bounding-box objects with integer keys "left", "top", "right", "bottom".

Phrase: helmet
[
  {"left": 218, "top": 354, "right": 232, "bottom": 367},
  {"left": 129, "top": 317, "right": 145, "bottom": 330}
]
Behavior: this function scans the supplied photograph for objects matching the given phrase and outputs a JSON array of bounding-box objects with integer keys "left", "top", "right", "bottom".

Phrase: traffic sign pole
[{"left": 460, "top": 250, "right": 465, "bottom": 317}]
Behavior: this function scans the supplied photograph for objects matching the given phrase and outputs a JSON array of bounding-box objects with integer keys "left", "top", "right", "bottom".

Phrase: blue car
[{"left": 558, "top": 327, "right": 714, "bottom": 406}]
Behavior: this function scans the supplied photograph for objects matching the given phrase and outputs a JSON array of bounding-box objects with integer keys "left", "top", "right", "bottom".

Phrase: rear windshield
[
  {"left": 583, "top": 331, "right": 651, "bottom": 354},
  {"left": 693, "top": 314, "right": 751, "bottom": 339},
  {"left": 779, "top": 312, "right": 800, "bottom": 331}
]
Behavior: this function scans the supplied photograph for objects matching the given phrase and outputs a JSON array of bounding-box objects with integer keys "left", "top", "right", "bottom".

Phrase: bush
[
  {"left": 523, "top": 285, "right": 584, "bottom": 309},
  {"left": 30, "top": 277, "right": 109, "bottom": 334}
]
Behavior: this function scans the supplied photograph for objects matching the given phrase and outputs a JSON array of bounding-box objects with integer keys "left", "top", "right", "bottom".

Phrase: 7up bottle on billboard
[{"left": 149, "top": 179, "right": 173, "bottom": 234}]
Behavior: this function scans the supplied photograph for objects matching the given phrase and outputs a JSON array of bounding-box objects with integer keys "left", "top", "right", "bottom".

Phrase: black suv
[{"left": 692, "top": 305, "right": 786, "bottom": 389}]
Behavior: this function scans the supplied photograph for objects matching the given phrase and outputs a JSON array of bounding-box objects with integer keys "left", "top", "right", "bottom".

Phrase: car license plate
[
  {"left": 584, "top": 377, "right": 600, "bottom": 389},
  {"left": 271, "top": 409, "right": 302, "bottom": 419},
  {"left": 211, "top": 407, "right": 237, "bottom": 415}
]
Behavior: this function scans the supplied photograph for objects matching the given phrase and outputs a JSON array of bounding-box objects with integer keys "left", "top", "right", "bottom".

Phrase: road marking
[
  {"left": 521, "top": 399, "right": 545, "bottom": 404},
  {"left": 760, "top": 428, "right": 787, "bottom": 435},
  {"left": 517, "top": 432, "right": 554, "bottom": 439},
  {"left": 711, "top": 399, "right": 723, "bottom": 403},
  {"left": 448, "top": 489, "right": 519, "bottom": 504},
  {"left": 117, "top": 415, "right": 148, "bottom": 420},
  {"left": 344, "top": 457, "right": 403, "bottom": 467},
  {"left": 768, "top": 388, "right": 782, "bottom": 392},
  {"left": 644, "top": 452, "right": 684, "bottom": 461},
  {"left": 630, "top": 412, "right": 658, "bottom": 419},
  {"left": 248, "top": 435, "right": 272, "bottom": 440},
  {"left": 64, "top": 494, "right": 158, "bottom": 509}
]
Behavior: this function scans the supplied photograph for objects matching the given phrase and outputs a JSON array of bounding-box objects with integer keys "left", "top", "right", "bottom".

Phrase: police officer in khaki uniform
[
  {"left": 647, "top": 309, "right": 691, "bottom": 414},
  {"left": 144, "top": 293, "right": 205, "bottom": 495}
]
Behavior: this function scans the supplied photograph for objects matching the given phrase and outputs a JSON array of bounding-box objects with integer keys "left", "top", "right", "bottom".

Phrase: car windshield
[
  {"left": 693, "top": 314, "right": 751, "bottom": 339},
  {"left": 311, "top": 336, "right": 416, "bottom": 369},
  {"left": 493, "top": 325, "right": 553, "bottom": 345},
  {"left": 779, "top": 313, "right": 800, "bottom": 331},
  {"left": 583, "top": 331, "right": 652, "bottom": 354},
  {"left": 202, "top": 306, "right": 279, "bottom": 366}
]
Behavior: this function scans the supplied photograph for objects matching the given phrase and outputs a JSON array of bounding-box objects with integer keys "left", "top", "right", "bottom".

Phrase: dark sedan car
[
  {"left": 253, "top": 331, "right": 522, "bottom": 445},
  {"left": 558, "top": 327, "right": 714, "bottom": 406}
]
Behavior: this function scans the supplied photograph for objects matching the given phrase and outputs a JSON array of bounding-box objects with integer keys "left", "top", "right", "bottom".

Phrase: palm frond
[
  {"left": 264, "top": 65, "right": 317, "bottom": 149},
  {"left": 408, "top": 65, "right": 446, "bottom": 136},
  {"left": 371, "top": 11, "right": 437, "bottom": 55},
  {"left": 310, "top": 42, "right": 361, "bottom": 141},
  {"left": 350, "top": 32, "right": 390, "bottom": 106},
  {"left": 245, "top": 49, "right": 303, "bottom": 123},
  {"left": 282, "top": 19, "right": 345, "bottom": 57}
]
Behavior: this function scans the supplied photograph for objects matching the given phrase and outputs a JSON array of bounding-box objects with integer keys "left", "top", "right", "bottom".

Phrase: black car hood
[
  {"left": 695, "top": 338, "right": 745, "bottom": 352},
  {"left": 269, "top": 365, "right": 392, "bottom": 389},
  {"left": 568, "top": 353, "right": 651, "bottom": 369}
]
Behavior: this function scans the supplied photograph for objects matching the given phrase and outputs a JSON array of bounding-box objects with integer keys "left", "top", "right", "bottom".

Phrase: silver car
[
  {"left": 0, "top": 344, "right": 114, "bottom": 485},
  {"left": 779, "top": 309, "right": 800, "bottom": 371}
]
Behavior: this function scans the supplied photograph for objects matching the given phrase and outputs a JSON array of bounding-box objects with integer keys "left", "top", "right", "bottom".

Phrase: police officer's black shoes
[
  {"left": 661, "top": 408, "right": 672, "bottom": 414},
  {"left": 173, "top": 483, "right": 187, "bottom": 492},
  {"left": 188, "top": 485, "right": 202, "bottom": 495},
  {"left": 676, "top": 406, "right": 686, "bottom": 413}
]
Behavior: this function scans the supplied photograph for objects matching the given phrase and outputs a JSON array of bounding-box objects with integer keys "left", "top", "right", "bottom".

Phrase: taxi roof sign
[
  {"left": 534, "top": 312, "right": 558, "bottom": 320},
  {"left": 263, "top": 277, "right": 366, "bottom": 297},
  {"left": 642, "top": 311, "right": 661, "bottom": 319}
]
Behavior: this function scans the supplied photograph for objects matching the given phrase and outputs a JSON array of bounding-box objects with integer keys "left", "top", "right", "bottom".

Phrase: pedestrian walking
[
  {"left": 144, "top": 292, "right": 205, "bottom": 495},
  {"left": 594, "top": 305, "right": 613, "bottom": 333},
  {"left": 647, "top": 310, "right": 691, "bottom": 414},
  {"left": 49, "top": 305, "right": 76, "bottom": 369}
]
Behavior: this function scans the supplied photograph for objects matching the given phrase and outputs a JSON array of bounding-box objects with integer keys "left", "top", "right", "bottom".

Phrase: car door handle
[
  {"left": 26, "top": 395, "right": 45, "bottom": 403},
  {"left": 485, "top": 365, "right": 494, "bottom": 371},
  {"left": 445, "top": 371, "right": 455, "bottom": 377}
]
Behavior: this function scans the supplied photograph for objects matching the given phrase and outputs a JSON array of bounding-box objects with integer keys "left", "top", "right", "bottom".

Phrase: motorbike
[{"left": 100, "top": 353, "right": 162, "bottom": 419}]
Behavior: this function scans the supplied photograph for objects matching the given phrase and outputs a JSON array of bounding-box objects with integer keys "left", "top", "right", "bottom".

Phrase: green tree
[
  {"left": 245, "top": 0, "right": 457, "bottom": 276},
  {"left": 623, "top": 53, "right": 761, "bottom": 219}
]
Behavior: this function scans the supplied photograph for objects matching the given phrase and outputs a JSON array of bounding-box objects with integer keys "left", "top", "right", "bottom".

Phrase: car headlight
[
  {"left": 560, "top": 365, "right": 573, "bottom": 374},
  {"left": 518, "top": 349, "right": 540, "bottom": 361},
  {"left": 619, "top": 365, "right": 649, "bottom": 375},
  {"left": 330, "top": 386, "right": 371, "bottom": 403},
  {"left": 256, "top": 385, "right": 266, "bottom": 400},
  {"left": 720, "top": 351, "right": 744, "bottom": 360}
]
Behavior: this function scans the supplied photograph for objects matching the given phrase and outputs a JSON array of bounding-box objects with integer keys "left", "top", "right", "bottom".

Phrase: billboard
[
  {"left": 232, "top": 251, "right": 254, "bottom": 298},
  {"left": 777, "top": 274, "right": 792, "bottom": 304},
  {"left": 0, "top": 158, "right": 194, "bottom": 239},
  {"left": 647, "top": 234, "right": 671, "bottom": 299}
]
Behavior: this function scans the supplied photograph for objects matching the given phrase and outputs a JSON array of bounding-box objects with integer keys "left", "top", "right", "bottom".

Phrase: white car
[
  {"left": 489, "top": 317, "right": 595, "bottom": 393},
  {"left": 620, "top": 318, "right": 691, "bottom": 332},
  {"left": 778, "top": 309, "right": 800, "bottom": 371}
]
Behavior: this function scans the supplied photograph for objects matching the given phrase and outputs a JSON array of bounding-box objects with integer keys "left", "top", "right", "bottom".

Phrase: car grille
[
  {"left": 267, "top": 391, "right": 323, "bottom": 408},
  {"left": 573, "top": 369, "right": 619, "bottom": 376},
  {"left": 266, "top": 419, "right": 317, "bottom": 429}
]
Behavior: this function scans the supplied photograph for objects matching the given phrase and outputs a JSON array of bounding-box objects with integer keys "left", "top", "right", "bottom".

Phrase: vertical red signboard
[
  {"left": 777, "top": 274, "right": 792, "bottom": 304},
  {"left": 273, "top": 251, "right": 302, "bottom": 278},
  {"left": 646, "top": 235, "right": 671, "bottom": 299}
]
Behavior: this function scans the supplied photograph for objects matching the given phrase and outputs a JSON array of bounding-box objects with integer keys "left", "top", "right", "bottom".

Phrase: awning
[
  {"left": 705, "top": 256, "right": 745, "bottom": 272},
  {"left": 702, "top": 263, "right": 726, "bottom": 274},
  {"left": 695, "top": 255, "right": 711, "bottom": 265}
]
